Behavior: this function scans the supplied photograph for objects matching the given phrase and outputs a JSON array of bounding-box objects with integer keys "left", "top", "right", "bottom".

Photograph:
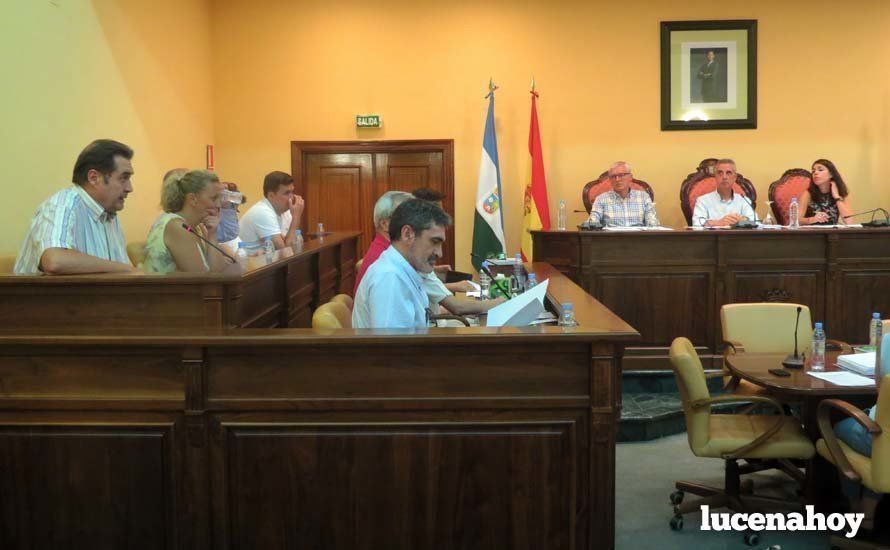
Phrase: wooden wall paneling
[
  {"left": 0, "top": 284, "right": 208, "bottom": 331},
  {"left": 211, "top": 415, "right": 575, "bottom": 550},
  {"left": 338, "top": 238, "right": 357, "bottom": 294},
  {"left": 314, "top": 246, "right": 339, "bottom": 307},
  {"left": 0, "top": 413, "right": 181, "bottom": 550},
  {"left": 201, "top": 283, "right": 225, "bottom": 328},
  {"left": 0, "top": 346, "right": 185, "bottom": 410},
  {"left": 237, "top": 270, "right": 286, "bottom": 328},
  {"left": 595, "top": 270, "right": 713, "bottom": 348},
  {"left": 532, "top": 232, "right": 581, "bottom": 284},
  {"left": 205, "top": 343, "right": 590, "bottom": 410},
  {"left": 589, "top": 342, "right": 619, "bottom": 550},
  {"left": 286, "top": 255, "right": 315, "bottom": 328}
]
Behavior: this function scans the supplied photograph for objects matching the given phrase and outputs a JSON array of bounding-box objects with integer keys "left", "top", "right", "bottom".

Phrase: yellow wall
[
  {"left": 4, "top": 0, "right": 890, "bottom": 271},
  {"left": 211, "top": 0, "right": 890, "bottom": 271},
  {"left": 0, "top": 0, "right": 215, "bottom": 254}
]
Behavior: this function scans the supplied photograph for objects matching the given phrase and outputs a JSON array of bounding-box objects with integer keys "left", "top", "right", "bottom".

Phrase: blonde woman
[{"left": 142, "top": 169, "right": 232, "bottom": 273}]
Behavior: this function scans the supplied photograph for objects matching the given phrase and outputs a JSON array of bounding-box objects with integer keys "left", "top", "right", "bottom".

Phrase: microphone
[
  {"left": 783, "top": 306, "right": 805, "bottom": 369},
  {"left": 470, "top": 253, "right": 512, "bottom": 297},
  {"left": 843, "top": 208, "right": 890, "bottom": 227},
  {"left": 181, "top": 223, "right": 237, "bottom": 263}
]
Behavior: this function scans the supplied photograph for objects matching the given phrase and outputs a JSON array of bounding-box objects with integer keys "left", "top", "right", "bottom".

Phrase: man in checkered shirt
[{"left": 587, "top": 161, "right": 659, "bottom": 227}]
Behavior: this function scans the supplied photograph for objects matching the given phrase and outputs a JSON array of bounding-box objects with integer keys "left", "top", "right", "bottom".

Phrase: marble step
[
  {"left": 622, "top": 369, "right": 725, "bottom": 395},
  {"left": 618, "top": 391, "right": 740, "bottom": 442}
]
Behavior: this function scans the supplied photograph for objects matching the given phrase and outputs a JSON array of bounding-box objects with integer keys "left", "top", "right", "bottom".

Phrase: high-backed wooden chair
[
  {"left": 312, "top": 301, "right": 352, "bottom": 329},
  {"left": 768, "top": 169, "right": 811, "bottom": 225},
  {"left": 127, "top": 241, "right": 147, "bottom": 268},
  {"left": 680, "top": 161, "right": 757, "bottom": 226},
  {"left": 581, "top": 171, "right": 655, "bottom": 213},
  {"left": 668, "top": 337, "right": 815, "bottom": 544},
  {"left": 0, "top": 254, "right": 16, "bottom": 273},
  {"left": 330, "top": 293, "right": 354, "bottom": 310}
]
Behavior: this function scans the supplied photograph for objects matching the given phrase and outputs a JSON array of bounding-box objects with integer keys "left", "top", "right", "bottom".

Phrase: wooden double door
[{"left": 292, "top": 140, "right": 455, "bottom": 267}]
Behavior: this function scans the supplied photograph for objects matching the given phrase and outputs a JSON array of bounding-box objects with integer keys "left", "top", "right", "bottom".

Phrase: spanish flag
[{"left": 521, "top": 86, "right": 551, "bottom": 262}]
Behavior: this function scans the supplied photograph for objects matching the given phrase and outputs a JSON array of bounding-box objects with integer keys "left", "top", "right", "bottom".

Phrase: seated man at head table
[
  {"left": 692, "top": 158, "right": 755, "bottom": 227},
  {"left": 14, "top": 139, "right": 140, "bottom": 275},
  {"left": 354, "top": 194, "right": 504, "bottom": 324},
  {"left": 586, "top": 161, "right": 659, "bottom": 227},
  {"left": 238, "top": 171, "right": 304, "bottom": 250}
]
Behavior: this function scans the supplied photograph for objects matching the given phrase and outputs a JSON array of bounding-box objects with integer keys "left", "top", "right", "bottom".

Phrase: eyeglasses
[{"left": 609, "top": 173, "right": 632, "bottom": 180}]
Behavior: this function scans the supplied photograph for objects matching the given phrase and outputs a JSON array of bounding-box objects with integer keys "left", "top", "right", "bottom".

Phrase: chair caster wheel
[
  {"left": 670, "top": 490, "right": 684, "bottom": 505},
  {"left": 670, "top": 515, "right": 683, "bottom": 531},
  {"left": 743, "top": 533, "right": 760, "bottom": 546}
]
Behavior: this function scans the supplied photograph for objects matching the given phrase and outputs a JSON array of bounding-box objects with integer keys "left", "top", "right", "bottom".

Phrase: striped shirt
[
  {"left": 14, "top": 185, "right": 129, "bottom": 274},
  {"left": 588, "top": 189, "right": 659, "bottom": 227}
]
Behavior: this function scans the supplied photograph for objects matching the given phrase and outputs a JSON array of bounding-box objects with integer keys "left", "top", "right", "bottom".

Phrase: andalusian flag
[
  {"left": 472, "top": 81, "right": 506, "bottom": 271},
  {"left": 521, "top": 85, "right": 551, "bottom": 262}
]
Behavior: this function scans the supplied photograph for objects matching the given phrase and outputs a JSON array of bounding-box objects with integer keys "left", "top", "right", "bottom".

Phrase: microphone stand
[
  {"left": 783, "top": 306, "right": 805, "bottom": 368},
  {"left": 470, "top": 253, "right": 513, "bottom": 297},
  {"left": 843, "top": 208, "right": 890, "bottom": 228},
  {"left": 182, "top": 223, "right": 237, "bottom": 263},
  {"left": 731, "top": 195, "right": 759, "bottom": 229}
]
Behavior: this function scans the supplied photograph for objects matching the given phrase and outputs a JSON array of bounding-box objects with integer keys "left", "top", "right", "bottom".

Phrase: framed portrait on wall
[{"left": 660, "top": 20, "right": 757, "bottom": 131}]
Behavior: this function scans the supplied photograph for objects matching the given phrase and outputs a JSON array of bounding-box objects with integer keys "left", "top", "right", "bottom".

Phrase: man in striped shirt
[
  {"left": 587, "top": 161, "right": 659, "bottom": 227},
  {"left": 14, "top": 139, "right": 139, "bottom": 275}
]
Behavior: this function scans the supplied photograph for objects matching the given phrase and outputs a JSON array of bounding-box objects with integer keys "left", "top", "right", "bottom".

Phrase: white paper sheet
[
  {"left": 807, "top": 371, "right": 875, "bottom": 387},
  {"left": 486, "top": 279, "right": 549, "bottom": 327}
]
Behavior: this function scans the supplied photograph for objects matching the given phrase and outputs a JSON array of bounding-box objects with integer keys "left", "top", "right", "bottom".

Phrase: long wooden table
[
  {"left": 532, "top": 227, "right": 890, "bottom": 370},
  {"left": 0, "top": 231, "right": 359, "bottom": 330},
  {"left": 0, "top": 263, "right": 638, "bottom": 550}
]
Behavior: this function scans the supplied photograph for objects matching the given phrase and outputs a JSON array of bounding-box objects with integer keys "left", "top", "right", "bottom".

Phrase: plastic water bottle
[
  {"left": 293, "top": 229, "right": 304, "bottom": 251},
  {"left": 479, "top": 261, "right": 491, "bottom": 299},
  {"left": 236, "top": 242, "right": 249, "bottom": 266},
  {"left": 263, "top": 237, "right": 274, "bottom": 257},
  {"left": 513, "top": 253, "right": 526, "bottom": 294},
  {"left": 527, "top": 273, "right": 537, "bottom": 289},
  {"left": 870, "top": 312, "right": 883, "bottom": 347},
  {"left": 558, "top": 200, "right": 567, "bottom": 231},
  {"left": 788, "top": 198, "right": 800, "bottom": 229},
  {"left": 811, "top": 322, "right": 826, "bottom": 371},
  {"left": 558, "top": 303, "right": 575, "bottom": 327}
]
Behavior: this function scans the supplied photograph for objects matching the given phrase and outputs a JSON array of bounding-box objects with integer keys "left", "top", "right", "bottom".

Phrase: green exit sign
[{"left": 356, "top": 115, "right": 382, "bottom": 128}]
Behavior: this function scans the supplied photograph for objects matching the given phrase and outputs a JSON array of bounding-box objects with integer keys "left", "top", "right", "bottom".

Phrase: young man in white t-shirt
[{"left": 238, "top": 171, "right": 305, "bottom": 249}]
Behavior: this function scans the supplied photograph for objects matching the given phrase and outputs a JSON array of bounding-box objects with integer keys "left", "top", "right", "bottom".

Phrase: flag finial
[{"left": 486, "top": 78, "right": 498, "bottom": 98}]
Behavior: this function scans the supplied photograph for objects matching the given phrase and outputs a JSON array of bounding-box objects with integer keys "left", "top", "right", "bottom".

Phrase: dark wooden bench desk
[
  {"left": 533, "top": 227, "right": 890, "bottom": 370},
  {"left": 0, "top": 231, "right": 360, "bottom": 331},
  {"left": 0, "top": 263, "right": 637, "bottom": 550}
]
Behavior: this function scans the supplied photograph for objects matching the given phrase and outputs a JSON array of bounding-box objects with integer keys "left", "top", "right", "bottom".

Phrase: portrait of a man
[{"left": 691, "top": 47, "right": 727, "bottom": 103}]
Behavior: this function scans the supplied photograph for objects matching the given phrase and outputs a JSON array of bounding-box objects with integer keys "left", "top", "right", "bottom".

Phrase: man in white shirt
[
  {"left": 692, "top": 159, "right": 755, "bottom": 227},
  {"left": 353, "top": 199, "right": 451, "bottom": 329},
  {"left": 15, "top": 139, "right": 139, "bottom": 275},
  {"left": 238, "top": 171, "right": 304, "bottom": 249}
]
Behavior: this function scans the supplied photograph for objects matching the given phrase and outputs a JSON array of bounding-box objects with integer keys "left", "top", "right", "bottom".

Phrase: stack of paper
[
  {"left": 486, "top": 279, "right": 549, "bottom": 327},
  {"left": 809, "top": 371, "right": 874, "bottom": 387},
  {"left": 837, "top": 352, "right": 877, "bottom": 376}
]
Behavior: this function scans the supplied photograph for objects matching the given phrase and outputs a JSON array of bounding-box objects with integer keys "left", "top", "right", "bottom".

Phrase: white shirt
[
  {"left": 692, "top": 190, "right": 756, "bottom": 227},
  {"left": 353, "top": 246, "right": 429, "bottom": 329},
  {"left": 238, "top": 198, "right": 292, "bottom": 245},
  {"left": 422, "top": 271, "right": 453, "bottom": 314},
  {"left": 14, "top": 185, "right": 129, "bottom": 274}
]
